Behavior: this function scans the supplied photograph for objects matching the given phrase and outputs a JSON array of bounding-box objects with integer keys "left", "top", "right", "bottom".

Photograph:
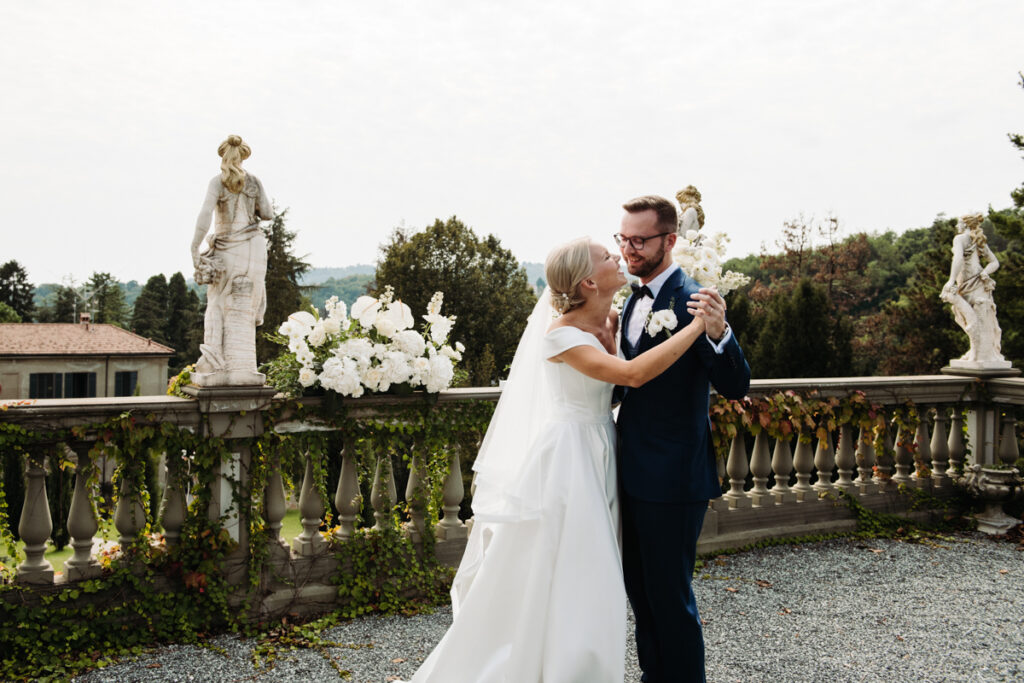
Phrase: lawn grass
[{"left": 43, "top": 509, "right": 305, "bottom": 575}]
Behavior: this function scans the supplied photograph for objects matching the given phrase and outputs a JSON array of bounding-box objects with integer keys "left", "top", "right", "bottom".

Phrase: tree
[
  {"left": 1010, "top": 72, "right": 1024, "bottom": 209},
  {"left": 35, "top": 284, "right": 77, "bottom": 323},
  {"left": 258, "top": 209, "right": 311, "bottom": 363},
  {"left": 0, "top": 301, "right": 21, "bottom": 322},
  {"left": 750, "top": 278, "right": 852, "bottom": 378},
  {"left": 0, "top": 260, "right": 35, "bottom": 322},
  {"left": 86, "top": 272, "right": 128, "bottom": 327},
  {"left": 375, "top": 216, "right": 537, "bottom": 386},
  {"left": 165, "top": 272, "right": 202, "bottom": 372},
  {"left": 131, "top": 274, "right": 169, "bottom": 345}
]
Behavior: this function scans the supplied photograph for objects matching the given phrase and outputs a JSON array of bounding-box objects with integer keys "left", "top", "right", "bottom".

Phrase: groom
[{"left": 616, "top": 195, "right": 750, "bottom": 683}]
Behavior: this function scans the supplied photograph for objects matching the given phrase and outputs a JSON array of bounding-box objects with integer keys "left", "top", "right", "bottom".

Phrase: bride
[{"left": 405, "top": 238, "right": 707, "bottom": 682}]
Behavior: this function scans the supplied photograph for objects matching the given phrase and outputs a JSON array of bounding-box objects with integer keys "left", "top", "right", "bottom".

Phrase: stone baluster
[
  {"left": 293, "top": 453, "right": 327, "bottom": 555},
  {"left": 998, "top": 411, "right": 1020, "bottom": 467},
  {"left": 854, "top": 427, "right": 878, "bottom": 495},
  {"left": 748, "top": 431, "right": 771, "bottom": 506},
  {"left": 930, "top": 407, "right": 951, "bottom": 488},
  {"left": 792, "top": 432, "right": 815, "bottom": 501},
  {"left": 436, "top": 448, "right": 467, "bottom": 540},
  {"left": 65, "top": 444, "right": 101, "bottom": 581},
  {"left": 333, "top": 443, "right": 362, "bottom": 541},
  {"left": 113, "top": 469, "right": 147, "bottom": 546},
  {"left": 892, "top": 423, "right": 914, "bottom": 485},
  {"left": 405, "top": 448, "right": 429, "bottom": 543},
  {"left": 371, "top": 451, "right": 397, "bottom": 532},
  {"left": 723, "top": 432, "right": 752, "bottom": 508},
  {"left": 873, "top": 417, "right": 894, "bottom": 491},
  {"left": 264, "top": 467, "right": 289, "bottom": 559},
  {"left": 770, "top": 435, "right": 796, "bottom": 504},
  {"left": 914, "top": 416, "right": 932, "bottom": 489},
  {"left": 947, "top": 410, "right": 966, "bottom": 474},
  {"left": 834, "top": 424, "right": 856, "bottom": 492},
  {"left": 812, "top": 429, "right": 835, "bottom": 494},
  {"left": 159, "top": 453, "right": 186, "bottom": 547},
  {"left": 16, "top": 448, "right": 54, "bottom": 584}
]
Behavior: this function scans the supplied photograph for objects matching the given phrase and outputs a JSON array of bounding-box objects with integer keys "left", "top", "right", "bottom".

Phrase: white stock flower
[
  {"left": 427, "top": 292, "right": 444, "bottom": 316},
  {"left": 295, "top": 345, "right": 315, "bottom": 367},
  {"left": 426, "top": 315, "right": 455, "bottom": 345},
  {"left": 455, "top": 341, "right": 465, "bottom": 353},
  {"left": 351, "top": 296, "right": 380, "bottom": 330},
  {"left": 646, "top": 309, "right": 678, "bottom": 337},
  {"left": 440, "top": 345, "right": 461, "bottom": 361},
  {"left": 298, "top": 367, "right": 317, "bottom": 387}
]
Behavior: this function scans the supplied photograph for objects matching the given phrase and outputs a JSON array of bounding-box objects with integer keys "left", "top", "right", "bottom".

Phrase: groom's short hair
[{"left": 622, "top": 195, "right": 678, "bottom": 232}]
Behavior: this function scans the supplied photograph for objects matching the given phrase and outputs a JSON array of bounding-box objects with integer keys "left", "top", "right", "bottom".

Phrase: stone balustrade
[{"left": 2, "top": 375, "right": 1022, "bottom": 614}]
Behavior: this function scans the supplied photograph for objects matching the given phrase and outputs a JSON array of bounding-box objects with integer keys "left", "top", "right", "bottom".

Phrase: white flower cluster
[
  {"left": 645, "top": 309, "right": 678, "bottom": 337},
  {"left": 671, "top": 229, "right": 750, "bottom": 296},
  {"left": 276, "top": 288, "right": 463, "bottom": 398}
]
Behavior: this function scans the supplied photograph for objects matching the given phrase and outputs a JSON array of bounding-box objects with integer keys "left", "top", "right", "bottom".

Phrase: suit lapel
[{"left": 620, "top": 292, "right": 639, "bottom": 359}]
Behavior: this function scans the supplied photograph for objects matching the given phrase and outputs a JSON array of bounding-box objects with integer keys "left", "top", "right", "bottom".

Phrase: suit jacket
[{"left": 617, "top": 268, "right": 750, "bottom": 503}]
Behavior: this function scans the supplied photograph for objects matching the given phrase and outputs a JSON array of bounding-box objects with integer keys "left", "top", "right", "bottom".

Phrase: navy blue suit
[{"left": 617, "top": 268, "right": 750, "bottom": 682}]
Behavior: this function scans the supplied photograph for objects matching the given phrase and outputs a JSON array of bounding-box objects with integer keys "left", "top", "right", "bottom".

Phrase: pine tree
[
  {"left": 87, "top": 272, "right": 128, "bottom": 327},
  {"left": 131, "top": 274, "right": 170, "bottom": 345},
  {"left": 0, "top": 260, "right": 35, "bottom": 322},
  {"left": 165, "top": 272, "right": 202, "bottom": 372},
  {"left": 258, "top": 209, "right": 311, "bottom": 363}
]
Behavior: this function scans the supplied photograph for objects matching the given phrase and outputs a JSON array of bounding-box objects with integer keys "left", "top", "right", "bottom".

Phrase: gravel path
[{"left": 73, "top": 532, "right": 1023, "bottom": 682}]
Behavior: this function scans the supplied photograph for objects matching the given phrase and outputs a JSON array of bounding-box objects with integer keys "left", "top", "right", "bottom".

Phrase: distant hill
[{"left": 301, "top": 265, "right": 375, "bottom": 285}]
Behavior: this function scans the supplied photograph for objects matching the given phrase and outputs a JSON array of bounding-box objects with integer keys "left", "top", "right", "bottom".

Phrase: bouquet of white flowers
[
  {"left": 671, "top": 228, "right": 749, "bottom": 296},
  {"left": 266, "top": 286, "right": 464, "bottom": 398}
]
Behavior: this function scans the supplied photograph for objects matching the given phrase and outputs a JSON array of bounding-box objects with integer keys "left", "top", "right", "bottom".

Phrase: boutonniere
[{"left": 645, "top": 298, "right": 678, "bottom": 338}]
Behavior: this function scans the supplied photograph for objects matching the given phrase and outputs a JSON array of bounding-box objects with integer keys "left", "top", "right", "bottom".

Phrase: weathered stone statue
[
  {"left": 190, "top": 135, "right": 271, "bottom": 386},
  {"left": 940, "top": 213, "right": 1011, "bottom": 370}
]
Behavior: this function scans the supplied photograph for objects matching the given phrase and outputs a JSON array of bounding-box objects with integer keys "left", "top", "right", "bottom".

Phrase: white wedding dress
[{"left": 408, "top": 325, "right": 626, "bottom": 682}]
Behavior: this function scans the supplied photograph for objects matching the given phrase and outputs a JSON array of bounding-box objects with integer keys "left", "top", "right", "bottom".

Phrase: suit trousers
[{"left": 622, "top": 494, "right": 708, "bottom": 683}]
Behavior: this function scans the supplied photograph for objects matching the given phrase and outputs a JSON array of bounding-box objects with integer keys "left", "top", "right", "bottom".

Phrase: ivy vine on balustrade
[{"left": 0, "top": 390, "right": 496, "bottom": 681}]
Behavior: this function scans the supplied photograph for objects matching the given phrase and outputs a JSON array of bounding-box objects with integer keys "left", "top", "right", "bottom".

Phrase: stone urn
[{"left": 960, "top": 464, "right": 1023, "bottom": 534}]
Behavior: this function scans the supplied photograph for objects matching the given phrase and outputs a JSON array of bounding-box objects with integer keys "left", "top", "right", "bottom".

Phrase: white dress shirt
[{"left": 625, "top": 264, "right": 732, "bottom": 353}]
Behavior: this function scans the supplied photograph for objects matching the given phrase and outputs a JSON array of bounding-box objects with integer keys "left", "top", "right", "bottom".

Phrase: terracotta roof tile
[{"left": 0, "top": 323, "right": 176, "bottom": 356}]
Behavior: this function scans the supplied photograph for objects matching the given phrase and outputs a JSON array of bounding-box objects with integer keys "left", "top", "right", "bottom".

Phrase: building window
[
  {"left": 29, "top": 373, "right": 63, "bottom": 398},
  {"left": 114, "top": 371, "right": 138, "bottom": 397},
  {"left": 63, "top": 372, "right": 97, "bottom": 398}
]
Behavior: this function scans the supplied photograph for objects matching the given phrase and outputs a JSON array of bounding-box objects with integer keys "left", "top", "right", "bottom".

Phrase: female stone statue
[
  {"left": 940, "top": 213, "right": 1006, "bottom": 366},
  {"left": 190, "top": 135, "right": 272, "bottom": 385}
]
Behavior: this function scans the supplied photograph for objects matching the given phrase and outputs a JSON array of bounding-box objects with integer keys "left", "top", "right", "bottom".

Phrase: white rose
[
  {"left": 374, "top": 313, "right": 399, "bottom": 339},
  {"left": 646, "top": 309, "right": 678, "bottom": 337},
  {"left": 307, "top": 322, "right": 328, "bottom": 347},
  {"left": 298, "top": 367, "right": 317, "bottom": 387}
]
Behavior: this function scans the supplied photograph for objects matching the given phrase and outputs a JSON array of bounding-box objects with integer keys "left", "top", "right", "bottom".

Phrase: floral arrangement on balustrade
[
  {"left": 264, "top": 287, "right": 465, "bottom": 398},
  {"left": 672, "top": 185, "right": 750, "bottom": 296},
  {"left": 709, "top": 389, "right": 888, "bottom": 457}
]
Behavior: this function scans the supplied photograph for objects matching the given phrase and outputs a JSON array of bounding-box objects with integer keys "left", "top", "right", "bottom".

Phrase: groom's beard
[{"left": 625, "top": 242, "right": 667, "bottom": 280}]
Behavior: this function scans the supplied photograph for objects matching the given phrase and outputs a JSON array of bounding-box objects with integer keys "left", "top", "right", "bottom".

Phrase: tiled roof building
[{"left": 0, "top": 321, "right": 175, "bottom": 399}]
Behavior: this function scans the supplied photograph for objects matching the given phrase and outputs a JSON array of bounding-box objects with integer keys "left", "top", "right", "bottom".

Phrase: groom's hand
[{"left": 688, "top": 288, "right": 727, "bottom": 341}]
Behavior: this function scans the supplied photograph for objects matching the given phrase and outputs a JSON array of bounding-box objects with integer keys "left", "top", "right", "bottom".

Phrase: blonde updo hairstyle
[
  {"left": 545, "top": 237, "right": 593, "bottom": 315},
  {"left": 962, "top": 213, "right": 987, "bottom": 249},
  {"left": 217, "top": 135, "right": 251, "bottom": 193}
]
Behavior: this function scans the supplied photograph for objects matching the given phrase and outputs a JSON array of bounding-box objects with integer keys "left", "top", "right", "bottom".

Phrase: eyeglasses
[{"left": 613, "top": 231, "right": 672, "bottom": 251}]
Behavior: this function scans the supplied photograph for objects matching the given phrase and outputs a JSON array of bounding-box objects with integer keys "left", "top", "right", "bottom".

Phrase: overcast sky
[{"left": 2, "top": 1, "right": 1022, "bottom": 285}]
